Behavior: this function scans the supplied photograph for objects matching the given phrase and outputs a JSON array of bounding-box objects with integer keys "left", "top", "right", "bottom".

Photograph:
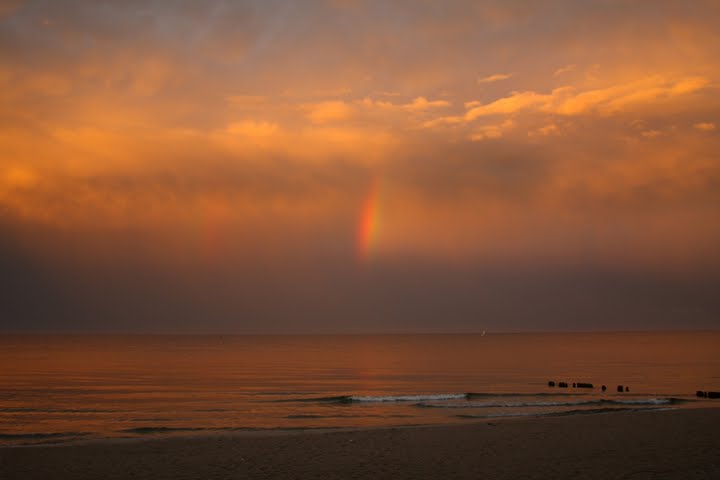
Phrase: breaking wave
[
  {"left": 415, "top": 398, "right": 685, "bottom": 409},
  {"left": 349, "top": 394, "right": 467, "bottom": 403},
  {"left": 278, "top": 393, "right": 685, "bottom": 406},
  {"left": 276, "top": 393, "right": 467, "bottom": 404}
]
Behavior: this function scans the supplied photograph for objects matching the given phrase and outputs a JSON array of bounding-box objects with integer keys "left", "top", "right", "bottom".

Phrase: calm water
[{"left": 1, "top": 332, "right": 719, "bottom": 446}]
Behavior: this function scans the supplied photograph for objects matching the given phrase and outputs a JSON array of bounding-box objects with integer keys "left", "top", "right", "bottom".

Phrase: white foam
[
  {"left": 613, "top": 398, "right": 672, "bottom": 405},
  {"left": 420, "top": 399, "right": 594, "bottom": 408},
  {"left": 349, "top": 394, "right": 467, "bottom": 403},
  {"left": 417, "top": 398, "right": 677, "bottom": 408}
]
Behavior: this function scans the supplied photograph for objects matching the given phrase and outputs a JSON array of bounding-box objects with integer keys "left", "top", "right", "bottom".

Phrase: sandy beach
[{"left": 2, "top": 408, "right": 718, "bottom": 479}]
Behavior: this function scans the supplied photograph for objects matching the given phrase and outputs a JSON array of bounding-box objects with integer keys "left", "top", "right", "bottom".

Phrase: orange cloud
[
  {"left": 360, "top": 96, "right": 450, "bottom": 112},
  {"left": 3, "top": 167, "right": 37, "bottom": 189},
  {"left": 226, "top": 121, "right": 279, "bottom": 136},
  {"left": 554, "top": 76, "right": 710, "bottom": 116},
  {"left": 694, "top": 122, "right": 716, "bottom": 131},
  {"left": 469, "top": 119, "right": 514, "bottom": 141},
  {"left": 1, "top": 0, "right": 719, "bottom": 280},
  {"left": 428, "top": 76, "right": 711, "bottom": 128},
  {"left": 477, "top": 73, "right": 512, "bottom": 84},
  {"left": 305, "top": 100, "right": 354, "bottom": 123},
  {"left": 225, "top": 95, "right": 267, "bottom": 106},
  {"left": 466, "top": 91, "right": 550, "bottom": 118},
  {"left": 528, "top": 123, "right": 560, "bottom": 137},
  {"left": 402, "top": 96, "right": 451, "bottom": 111},
  {"left": 640, "top": 130, "right": 663, "bottom": 139},
  {"left": 553, "top": 64, "right": 576, "bottom": 76}
]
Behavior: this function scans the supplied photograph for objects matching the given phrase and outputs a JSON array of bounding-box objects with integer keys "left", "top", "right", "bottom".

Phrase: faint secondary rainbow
[{"left": 357, "top": 174, "right": 383, "bottom": 262}]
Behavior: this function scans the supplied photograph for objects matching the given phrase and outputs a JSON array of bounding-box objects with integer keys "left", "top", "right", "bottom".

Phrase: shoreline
[
  {"left": 2, "top": 402, "right": 710, "bottom": 449},
  {"left": 3, "top": 407, "right": 719, "bottom": 479}
]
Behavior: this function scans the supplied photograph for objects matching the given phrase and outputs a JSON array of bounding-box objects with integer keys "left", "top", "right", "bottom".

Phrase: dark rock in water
[
  {"left": 548, "top": 381, "right": 555, "bottom": 387},
  {"left": 708, "top": 391, "right": 720, "bottom": 399},
  {"left": 601, "top": 385, "right": 607, "bottom": 392},
  {"left": 576, "top": 383, "right": 594, "bottom": 389},
  {"left": 697, "top": 391, "right": 707, "bottom": 398},
  {"left": 558, "top": 382, "right": 568, "bottom": 388},
  {"left": 617, "top": 385, "right": 624, "bottom": 392},
  {"left": 625, "top": 386, "right": 630, "bottom": 392}
]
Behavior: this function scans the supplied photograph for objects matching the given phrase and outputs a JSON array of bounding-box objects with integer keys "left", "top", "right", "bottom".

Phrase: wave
[
  {"left": 277, "top": 392, "right": 684, "bottom": 405},
  {"left": 253, "top": 391, "right": 321, "bottom": 396},
  {"left": 0, "top": 407, "right": 116, "bottom": 413},
  {"left": 120, "top": 427, "right": 211, "bottom": 435},
  {"left": 466, "top": 392, "right": 590, "bottom": 398},
  {"left": 119, "top": 425, "right": 349, "bottom": 435},
  {"left": 454, "top": 406, "right": 674, "bottom": 419},
  {"left": 275, "top": 393, "right": 467, "bottom": 404},
  {"left": 350, "top": 394, "right": 467, "bottom": 403},
  {"left": 286, "top": 414, "right": 416, "bottom": 419},
  {"left": 611, "top": 398, "right": 685, "bottom": 405},
  {"left": 125, "top": 418, "right": 175, "bottom": 422},
  {"left": 0, "top": 431, "right": 90, "bottom": 440},
  {"left": 273, "top": 395, "right": 355, "bottom": 404},
  {"left": 416, "top": 398, "right": 685, "bottom": 409}
]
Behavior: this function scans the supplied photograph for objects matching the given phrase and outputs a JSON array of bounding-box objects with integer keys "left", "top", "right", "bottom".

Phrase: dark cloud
[
  {"left": 3, "top": 216, "right": 718, "bottom": 333},
  {"left": 0, "top": 220, "right": 70, "bottom": 330}
]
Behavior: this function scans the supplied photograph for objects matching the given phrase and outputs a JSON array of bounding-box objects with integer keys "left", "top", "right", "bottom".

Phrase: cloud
[
  {"left": 311, "top": 87, "right": 353, "bottom": 97},
  {"left": 553, "top": 76, "right": 710, "bottom": 116},
  {"left": 428, "top": 76, "right": 710, "bottom": 127},
  {"left": 477, "top": 73, "right": 512, "bottom": 84},
  {"left": 528, "top": 123, "right": 559, "bottom": 137},
  {"left": 467, "top": 91, "right": 550, "bottom": 118},
  {"left": 401, "top": 96, "right": 451, "bottom": 111},
  {"left": 3, "top": 167, "right": 37, "bottom": 189},
  {"left": 0, "top": 0, "right": 23, "bottom": 18},
  {"left": 640, "top": 130, "right": 664, "bottom": 139},
  {"left": 428, "top": 91, "right": 550, "bottom": 126},
  {"left": 553, "top": 64, "right": 575, "bottom": 76},
  {"left": 2, "top": 0, "right": 720, "bottom": 332},
  {"left": 305, "top": 100, "right": 354, "bottom": 123},
  {"left": 225, "top": 121, "right": 279, "bottom": 136},
  {"left": 694, "top": 122, "right": 716, "bottom": 131},
  {"left": 373, "top": 91, "right": 402, "bottom": 97},
  {"left": 225, "top": 95, "right": 267, "bottom": 106},
  {"left": 469, "top": 119, "right": 514, "bottom": 141},
  {"left": 361, "top": 96, "right": 450, "bottom": 112}
]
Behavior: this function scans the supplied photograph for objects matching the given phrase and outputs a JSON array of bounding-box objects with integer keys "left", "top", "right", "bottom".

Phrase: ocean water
[{"left": 1, "top": 332, "right": 719, "bottom": 446}]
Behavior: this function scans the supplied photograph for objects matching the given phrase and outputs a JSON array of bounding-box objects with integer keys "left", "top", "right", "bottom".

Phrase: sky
[{"left": 1, "top": 0, "right": 719, "bottom": 333}]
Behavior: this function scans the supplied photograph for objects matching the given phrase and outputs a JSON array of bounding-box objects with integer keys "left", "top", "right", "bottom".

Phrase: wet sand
[{"left": 2, "top": 408, "right": 719, "bottom": 479}]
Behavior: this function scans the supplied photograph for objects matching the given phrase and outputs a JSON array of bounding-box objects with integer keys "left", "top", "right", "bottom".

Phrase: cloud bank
[{"left": 1, "top": 0, "right": 719, "bottom": 332}]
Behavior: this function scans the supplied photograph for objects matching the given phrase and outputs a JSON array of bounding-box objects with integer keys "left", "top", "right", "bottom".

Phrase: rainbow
[{"left": 357, "top": 174, "right": 382, "bottom": 262}]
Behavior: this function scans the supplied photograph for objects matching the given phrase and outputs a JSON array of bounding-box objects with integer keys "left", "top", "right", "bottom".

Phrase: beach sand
[{"left": 2, "top": 408, "right": 719, "bottom": 479}]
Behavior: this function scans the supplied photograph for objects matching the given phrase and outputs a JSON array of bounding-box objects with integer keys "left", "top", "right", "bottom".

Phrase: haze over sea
[{"left": 2, "top": 331, "right": 718, "bottom": 446}]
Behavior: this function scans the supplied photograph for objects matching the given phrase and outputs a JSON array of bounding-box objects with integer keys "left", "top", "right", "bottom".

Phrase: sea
[{"left": 1, "top": 332, "right": 719, "bottom": 446}]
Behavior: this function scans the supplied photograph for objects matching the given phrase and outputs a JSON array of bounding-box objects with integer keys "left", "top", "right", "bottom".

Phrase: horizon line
[{"left": 2, "top": 328, "right": 718, "bottom": 336}]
